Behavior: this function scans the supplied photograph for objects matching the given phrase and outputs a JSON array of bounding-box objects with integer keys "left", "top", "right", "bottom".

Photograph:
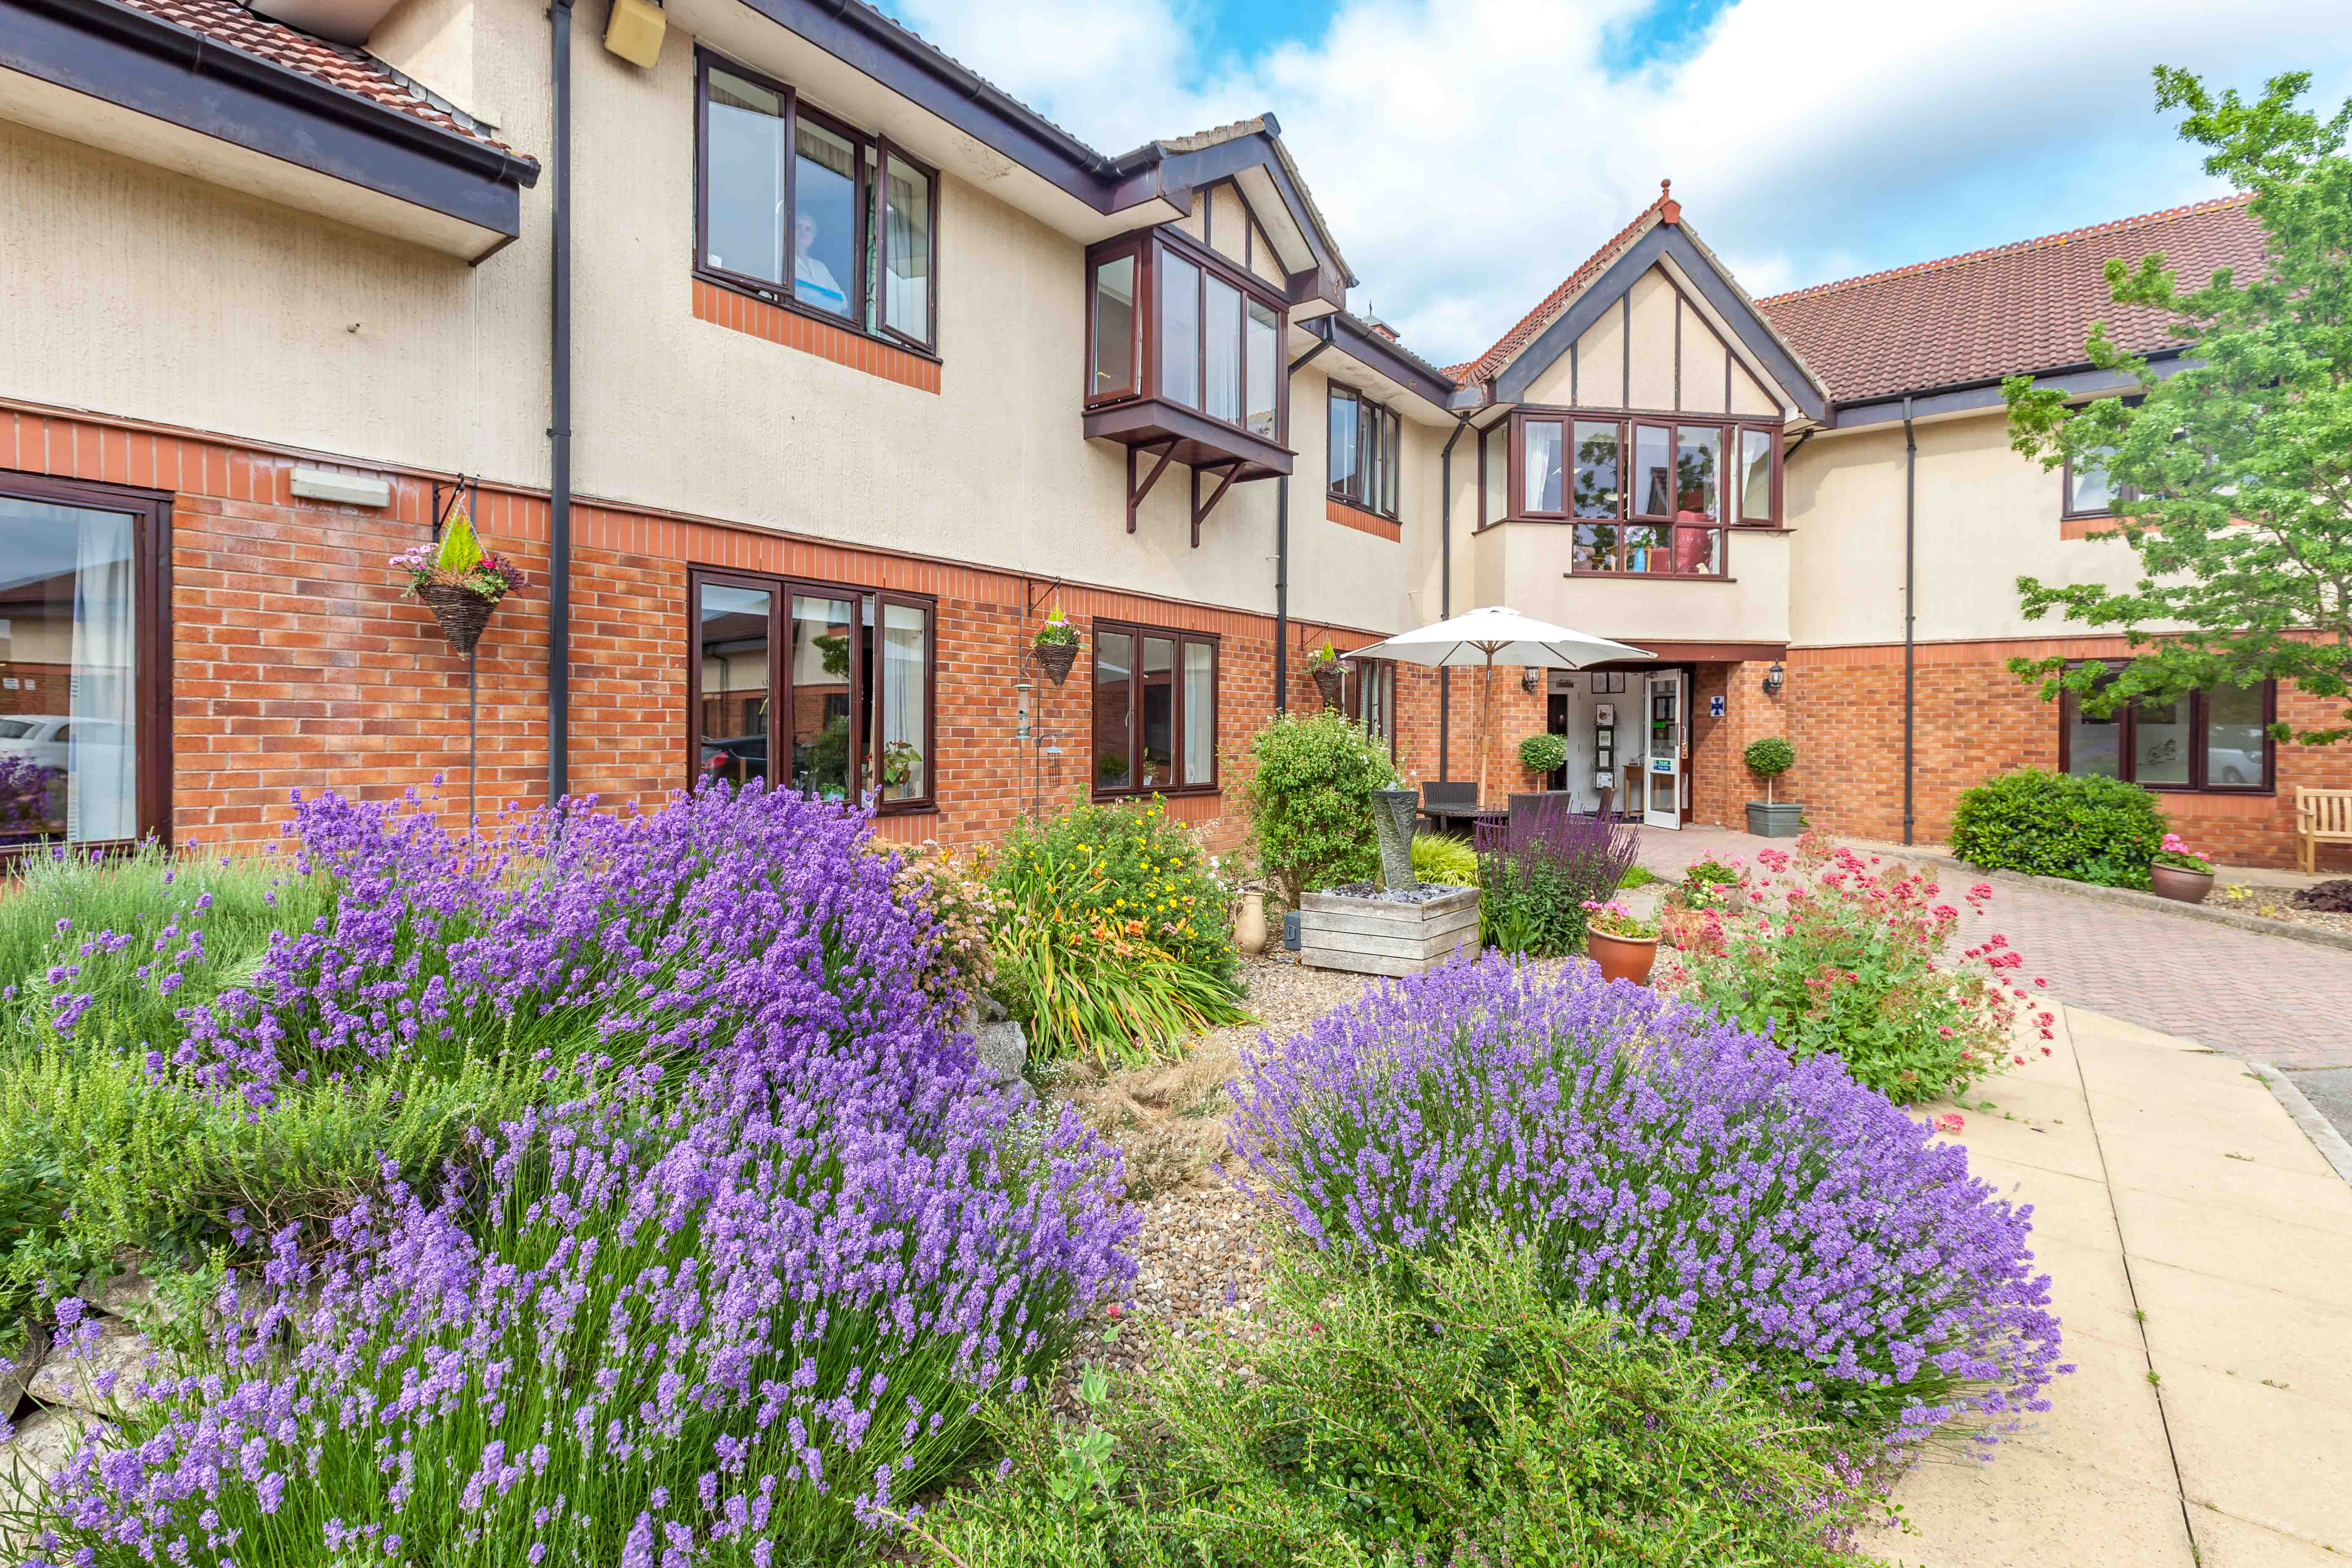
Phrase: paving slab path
[
  {"left": 1630, "top": 824, "right": 2352, "bottom": 1070},
  {"left": 1873, "top": 1004, "right": 2352, "bottom": 1566}
]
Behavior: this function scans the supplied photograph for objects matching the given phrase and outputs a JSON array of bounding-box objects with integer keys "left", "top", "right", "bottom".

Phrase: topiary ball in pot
[
  {"left": 1741, "top": 735, "right": 1800, "bottom": 836},
  {"left": 1519, "top": 732, "right": 1568, "bottom": 776}
]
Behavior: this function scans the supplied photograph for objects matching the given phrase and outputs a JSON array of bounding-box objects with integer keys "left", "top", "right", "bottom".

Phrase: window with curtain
[
  {"left": 1107, "top": 237, "right": 1287, "bottom": 441},
  {"left": 1351, "top": 658, "right": 1396, "bottom": 757},
  {"left": 687, "top": 570, "right": 935, "bottom": 812},
  {"left": 2061, "top": 665, "right": 2274, "bottom": 792},
  {"left": 1522, "top": 419, "right": 1564, "bottom": 514},
  {"left": 1093, "top": 620, "right": 1217, "bottom": 797},
  {"left": 1492, "top": 410, "right": 1776, "bottom": 574},
  {"left": 1160, "top": 253, "right": 1201, "bottom": 410},
  {"left": 0, "top": 477, "right": 164, "bottom": 850},
  {"left": 696, "top": 54, "right": 937, "bottom": 348},
  {"left": 1328, "top": 386, "right": 1400, "bottom": 518}
]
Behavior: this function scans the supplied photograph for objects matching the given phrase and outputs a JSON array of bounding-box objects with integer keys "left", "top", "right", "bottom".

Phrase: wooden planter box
[{"left": 1297, "top": 887, "right": 1481, "bottom": 977}]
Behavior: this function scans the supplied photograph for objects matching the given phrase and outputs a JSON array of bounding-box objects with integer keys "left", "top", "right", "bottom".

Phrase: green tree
[
  {"left": 1241, "top": 709, "right": 1397, "bottom": 905},
  {"left": 2002, "top": 68, "right": 2352, "bottom": 743}
]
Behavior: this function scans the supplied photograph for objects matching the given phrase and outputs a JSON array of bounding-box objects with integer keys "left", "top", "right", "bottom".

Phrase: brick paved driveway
[{"left": 1631, "top": 824, "right": 2352, "bottom": 1071}]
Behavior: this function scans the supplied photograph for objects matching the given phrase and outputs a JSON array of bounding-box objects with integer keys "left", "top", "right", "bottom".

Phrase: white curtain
[
  {"left": 67, "top": 510, "right": 137, "bottom": 842},
  {"left": 880, "top": 603, "right": 926, "bottom": 801},
  {"left": 1183, "top": 642, "right": 1214, "bottom": 786}
]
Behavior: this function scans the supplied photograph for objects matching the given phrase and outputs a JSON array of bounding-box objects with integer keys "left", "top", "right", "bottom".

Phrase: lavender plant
[
  {"left": 1228, "top": 955, "right": 2066, "bottom": 1449},
  {"left": 10, "top": 782, "right": 1138, "bottom": 1565}
]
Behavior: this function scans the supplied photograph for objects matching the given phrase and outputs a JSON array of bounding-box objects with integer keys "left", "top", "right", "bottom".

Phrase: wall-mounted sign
[
  {"left": 1708, "top": 694, "right": 1726, "bottom": 719},
  {"left": 1594, "top": 702, "right": 1615, "bottom": 727},
  {"left": 1649, "top": 755, "right": 1674, "bottom": 774}
]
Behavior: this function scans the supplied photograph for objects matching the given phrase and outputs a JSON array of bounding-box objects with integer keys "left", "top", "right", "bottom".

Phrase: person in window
[{"left": 794, "top": 211, "right": 847, "bottom": 315}]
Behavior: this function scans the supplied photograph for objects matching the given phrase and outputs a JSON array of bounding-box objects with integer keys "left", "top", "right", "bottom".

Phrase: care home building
[{"left": 0, "top": 0, "right": 2343, "bottom": 869}]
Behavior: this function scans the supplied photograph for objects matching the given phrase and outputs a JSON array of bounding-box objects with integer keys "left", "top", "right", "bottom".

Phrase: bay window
[
  {"left": 0, "top": 473, "right": 169, "bottom": 850},
  {"left": 1328, "top": 387, "right": 1400, "bottom": 518},
  {"left": 1490, "top": 408, "right": 1782, "bottom": 575},
  {"left": 1092, "top": 620, "right": 1218, "bottom": 797},
  {"left": 695, "top": 52, "right": 939, "bottom": 352},
  {"left": 688, "top": 569, "right": 935, "bottom": 811},
  {"left": 2061, "top": 665, "right": 2274, "bottom": 792},
  {"left": 1083, "top": 232, "right": 1289, "bottom": 449}
]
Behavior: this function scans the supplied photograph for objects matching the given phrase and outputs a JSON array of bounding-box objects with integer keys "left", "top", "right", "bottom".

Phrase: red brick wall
[
  {"left": 1783, "top": 638, "right": 2352, "bottom": 871},
  {"left": 1689, "top": 660, "right": 1793, "bottom": 829}
]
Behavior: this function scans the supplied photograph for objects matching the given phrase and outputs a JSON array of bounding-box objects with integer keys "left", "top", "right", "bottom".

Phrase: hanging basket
[
  {"left": 415, "top": 581, "right": 499, "bottom": 656},
  {"left": 1312, "top": 662, "right": 1344, "bottom": 710},
  {"left": 1036, "top": 640, "right": 1078, "bottom": 685}
]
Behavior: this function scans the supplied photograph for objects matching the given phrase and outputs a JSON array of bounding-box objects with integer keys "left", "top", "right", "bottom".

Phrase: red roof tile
[
  {"left": 1755, "top": 195, "right": 2262, "bottom": 404},
  {"left": 112, "top": 0, "right": 531, "bottom": 162},
  {"left": 1447, "top": 180, "right": 1681, "bottom": 384}
]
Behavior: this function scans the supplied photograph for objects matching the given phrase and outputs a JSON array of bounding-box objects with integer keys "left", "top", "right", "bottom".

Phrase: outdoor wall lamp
[
  {"left": 1763, "top": 660, "right": 1786, "bottom": 697},
  {"left": 1520, "top": 669, "right": 1542, "bottom": 694}
]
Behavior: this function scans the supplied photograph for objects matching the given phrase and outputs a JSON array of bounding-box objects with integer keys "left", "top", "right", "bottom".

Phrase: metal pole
[
  {"left": 1902, "top": 395, "right": 1917, "bottom": 846},
  {"left": 1437, "top": 415, "right": 1470, "bottom": 779},
  {"left": 1274, "top": 477, "right": 1288, "bottom": 712},
  {"left": 468, "top": 647, "right": 480, "bottom": 834}
]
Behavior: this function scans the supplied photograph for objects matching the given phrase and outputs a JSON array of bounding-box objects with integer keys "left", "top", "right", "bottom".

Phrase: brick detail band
[
  {"left": 1325, "top": 496, "right": 1401, "bottom": 542},
  {"left": 691, "top": 279, "right": 941, "bottom": 395}
]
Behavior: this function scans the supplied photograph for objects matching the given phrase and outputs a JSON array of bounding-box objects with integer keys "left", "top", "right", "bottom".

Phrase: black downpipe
[
  {"left": 547, "top": 0, "right": 575, "bottom": 804},
  {"left": 1436, "top": 414, "right": 1471, "bottom": 779},
  {"left": 1278, "top": 332, "right": 1334, "bottom": 714},
  {"left": 1902, "top": 396, "right": 1916, "bottom": 846}
]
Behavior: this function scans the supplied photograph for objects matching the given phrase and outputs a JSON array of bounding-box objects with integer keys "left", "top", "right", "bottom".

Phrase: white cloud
[{"left": 896, "top": 0, "right": 2352, "bottom": 365}]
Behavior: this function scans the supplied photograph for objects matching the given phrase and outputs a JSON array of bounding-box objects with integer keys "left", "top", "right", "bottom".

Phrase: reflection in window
[
  {"left": 1093, "top": 629, "right": 1133, "bottom": 791},
  {"left": 1245, "top": 300, "right": 1279, "bottom": 437},
  {"left": 2131, "top": 694, "right": 2191, "bottom": 786},
  {"left": 1523, "top": 420, "right": 1563, "bottom": 513},
  {"left": 702, "top": 69, "right": 787, "bottom": 285},
  {"left": 0, "top": 496, "right": 137, "bottom": 844},
  {"left": 1633, "top": 425, "right": 1673, "bottom": 516},
  {"left": 1328, "top": 386, "right": 1359, "bottom": 496},
  {"left": 1140, "top": 636, "right": 1176, "bottom": 789},
  {"left": 1204, "top": 278, "right": 1241, "bottom": 424},
  {"left": 1739, "top": 427, "right": 1773, "bottom": 519},
  {"left": 696, "top": 582, "right": 772, "bottom": 792},
  {"left": 2062, "top": 669, "right": 2272, "bottom": 792},
  {"left": 1674, "top": 426, "right": 1721, "bottom": 521},
  {"left": 878, "top": 601, "right": 928, "bottom": 801},
  {"left": 2205, "top": 684, "right": 2267, "bottom": 787},
  {"left": 1161, "top": 255, "right": 1200, "bottom": 409},
  {"left": 1183, "top": 641, "right": 1215, "bottom": 785},
  {"left": 881, "top": 155, "right": 930, "bottom": 343},
  {"left": 2068, "top": 448, "right": 2117, "bottom": 514},
  {"left": 792, "top": 119, "right": 858, "bottom": 318},
  {"left": 1091, "top": 254, "right": 1135, "bottom": 398},
  {"left": 2065, "top": 694, "right": 2122, "bottom": 778},
  {"left": 789, "top": 594, "right": 856, "bottom": 799},
  {"left": 1572, "top": 421, "right": 1620, "bottom": 520}
]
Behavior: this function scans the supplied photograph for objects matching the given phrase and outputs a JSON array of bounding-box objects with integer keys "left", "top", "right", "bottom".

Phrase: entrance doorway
[{"left": 1642, "top": 670, "right": 1684, "bottom": 829}]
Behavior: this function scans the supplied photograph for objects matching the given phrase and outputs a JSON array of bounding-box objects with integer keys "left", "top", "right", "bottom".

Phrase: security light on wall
[
  {"left": 1520, "top": 669, "right": 1541, "bottom": 694},
  {"left": 1763, "top": 661, "right": 1786, "bottom": 697},
  {"left": 604, "top": 0, "right": 665, "bottom": 68}
]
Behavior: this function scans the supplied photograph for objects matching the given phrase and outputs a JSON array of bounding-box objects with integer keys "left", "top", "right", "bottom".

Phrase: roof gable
[{"left": 1755, "top": 194, "right": 2263, "bottom": 405}]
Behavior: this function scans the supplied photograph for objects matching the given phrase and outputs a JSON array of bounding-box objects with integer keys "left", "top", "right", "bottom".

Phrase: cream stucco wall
[
  {"left": 1784, "top": 408, "right": 2148, "bottom": 647},
  {"left": 1465, "top": 520, "right": 1791, "bottom": 647},
  {"left": 0, "top": 3, "right": 1415, "bottom": 636}
]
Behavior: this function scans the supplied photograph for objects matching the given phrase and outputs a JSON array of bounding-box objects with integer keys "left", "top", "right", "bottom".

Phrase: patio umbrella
[{"left": 1345, "top": 606, "right": 1653, "bottom": 803}]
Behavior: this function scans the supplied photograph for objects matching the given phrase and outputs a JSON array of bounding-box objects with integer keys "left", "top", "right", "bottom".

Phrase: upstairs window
[
  {"left": 1496, "top": 409, "right": 1780, "bottom": 576},
  {"left": 696, "top": 54, "right": 939, "bottom": 351},
  {"left": 1083, "top": 233, "right": 1289, "bottom": 446},
  {"left": 2060, "top": 396, "right": 2146, "bottom": 519},
  {"left": 1328, "top": 386, "right": 1400, "bottom": 518}
]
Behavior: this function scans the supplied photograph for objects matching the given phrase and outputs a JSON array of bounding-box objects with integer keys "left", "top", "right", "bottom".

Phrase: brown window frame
[
  {"left": 2057, "top": 663, "right": 2275, "bottom": 795},
  {"left": 684, "top": 565, "right": 939, "bottom": 815},
  {"left": 1349, "top": 656, "right": 1398, "bottom": 761},
  {"left": 1491, "top": 407, "right": 1782, "bottom": 579},
  {"left": 1089, "top": 618, "right": 1220, "bottom": 800},
  {"left": 1081, "top": 229, "right": 1290, "bottom": 448},
  {"left": 1328, "top": 384, "right": 1400, "bottom": 519},
  {"left": 2058, "top": 395, "right": 2144, "bottom": 521},
  {"left": 0, "top": 469, "right": 173, "bottom": 855},
  {"left": 692, "top": 49, "right": 941, "bottom": 358}
]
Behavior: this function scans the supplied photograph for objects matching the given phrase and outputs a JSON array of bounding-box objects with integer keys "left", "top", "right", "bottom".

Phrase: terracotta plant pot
[
  {"left": 1587, "top": 929, "right": 1658, "bottom": 986},
  {"left": 1035, "top": 640, "right": 1078, "bottom": 685},
  {"left": 415, "top": 580, "right": 498, "bottom": 655},
  {"left": 1311, "top": 663, "right": 1344, "bottom": 710},
  {"left": 1234, "top": 890, "right": 1269, "bottom": 956},
  {"left": 2150, "top": 862, "right": 2216, "bottom": 904}
]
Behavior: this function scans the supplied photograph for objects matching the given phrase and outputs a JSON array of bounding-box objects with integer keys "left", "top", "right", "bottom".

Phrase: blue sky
[{"left": 895, "top": 0, "right": 2352, "bottom": 366}]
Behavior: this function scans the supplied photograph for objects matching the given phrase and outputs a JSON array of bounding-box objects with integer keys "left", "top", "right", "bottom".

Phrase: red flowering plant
[{"left": 1660, "top": 831, "right": 2055, "bottom": 1104}]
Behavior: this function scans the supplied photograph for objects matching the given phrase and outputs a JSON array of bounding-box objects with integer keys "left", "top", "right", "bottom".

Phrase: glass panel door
[
  {"left": 695, "top": 580, "right": 773, "bottom": 793},
  {"left": 789, "top": 593, "right": 857, "bottom": 800},
  {"left": 1642, "top": 671, "right": 1684, "bottom": 830}
]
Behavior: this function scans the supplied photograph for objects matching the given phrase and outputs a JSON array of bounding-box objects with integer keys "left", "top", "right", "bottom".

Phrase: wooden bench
[{"left": 2297, "top": 787, "right": 2352, "bottom": 874}]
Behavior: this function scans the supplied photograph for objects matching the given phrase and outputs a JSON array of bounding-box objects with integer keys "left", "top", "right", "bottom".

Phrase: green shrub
[
  {"left": 1948, "top": 767, "right": 2167, "bottom": 888},
  {"left": 986, "top": 797, "right": 1246, "bottom": 1066},
  {"left": 1745, "top": 736, "right": 1796, "bottom": 801},
  {"left": 1408, "top": 832, "right": 1478, "bottom": 887},
  {"left": 1516, "top": 731, "right": 1567, "bottom": 774},
  {"left": 1239, "top": 710, "right": 1397, "bottom": 905},
  {"left": 909, "top": 1235, "right": 1875, "bottom": 1567}
]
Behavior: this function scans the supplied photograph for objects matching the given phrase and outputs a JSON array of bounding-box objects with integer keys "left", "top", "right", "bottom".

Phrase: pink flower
[{"left": 1934, "top": 1113, "right": 1965, "bottom": 1135}]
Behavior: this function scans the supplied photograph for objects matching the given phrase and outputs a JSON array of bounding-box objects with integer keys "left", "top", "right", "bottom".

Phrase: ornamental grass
[{"left": 1229, "top": 954, "right": 2066, "bottom": 1452}]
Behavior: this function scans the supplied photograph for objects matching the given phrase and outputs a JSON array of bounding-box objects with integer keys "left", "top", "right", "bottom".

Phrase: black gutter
[
  {"left": 1278, "top": 333, "right": 1336, "bottom": 712},
  {"left": 1901, "top": 395, "right": 1916, "bottom": 846},
  {"left": 3, "top": 0, "right": 536, "bottom": 238},
  {"left": 1436, "top": 415, "right": 1472, "bottom": 780},
  {"left": 1317, "top": 310, "right": 1459, "bottom": 410},
  {"left": 1830, "top": 350, "right": 2192, "bottom": 429},
  {"left": 547, "top": 0, "right": 573, "bottom": 803}
]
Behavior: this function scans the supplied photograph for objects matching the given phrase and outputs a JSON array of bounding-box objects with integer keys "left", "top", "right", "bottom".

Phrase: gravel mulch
[{"left": 2211, "top": 881, "right": 2352, "bottom": 939}]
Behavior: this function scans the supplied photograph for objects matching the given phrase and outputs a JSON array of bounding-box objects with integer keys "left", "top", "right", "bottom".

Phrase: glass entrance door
[{"left": 1642, "top": 671, "right": 1684, "bottom": 829}]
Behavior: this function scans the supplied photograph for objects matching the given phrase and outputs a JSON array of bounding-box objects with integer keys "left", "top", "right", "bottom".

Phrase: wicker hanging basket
[
  {"left": 1036, "top": 640, "right": 1079, "bottom": 685},
  {"left": 416, "top": 581, "right": 499, "bottom": 656},
  {"left": 1312, "top": 662, "right": 1344, "bottom": 710}
]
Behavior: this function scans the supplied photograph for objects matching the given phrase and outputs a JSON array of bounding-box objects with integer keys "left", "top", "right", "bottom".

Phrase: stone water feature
[{"left": 1295, "top": 788, "right": 1482, "bottom": 975}]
